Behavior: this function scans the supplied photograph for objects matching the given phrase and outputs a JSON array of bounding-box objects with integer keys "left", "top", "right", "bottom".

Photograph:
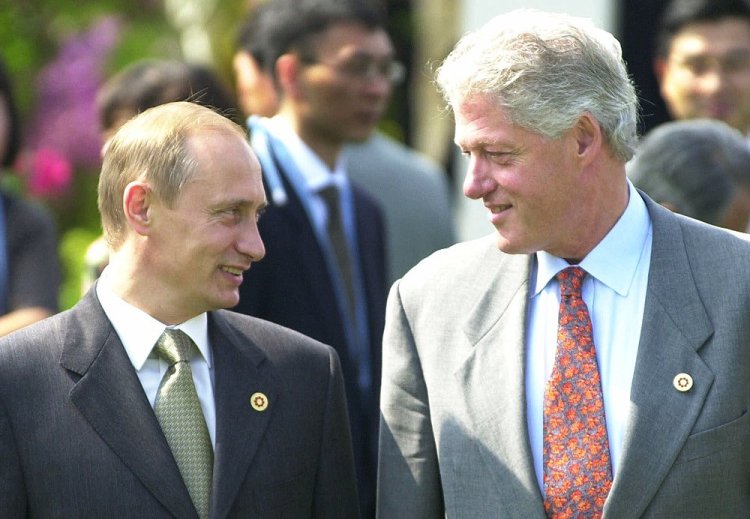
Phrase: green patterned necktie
[{"left": 154, "top": 328, "right": 213, "bottom": 519}]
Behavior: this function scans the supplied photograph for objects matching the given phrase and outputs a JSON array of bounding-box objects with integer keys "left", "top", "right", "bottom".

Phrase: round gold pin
[
  {"left": 250, "top": 392, "right": 268, "bottom": 411},
  {"left": 673, "top": 373, "right": 693, "bottom": 392}
]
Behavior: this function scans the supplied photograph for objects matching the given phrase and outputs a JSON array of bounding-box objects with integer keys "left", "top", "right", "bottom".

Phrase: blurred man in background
[
  {"left": 0, "top": 55, "right": 60, "bottom": 336},
  {"left": 628, "top": 118, "right": 750, "bottom": 231},
  {"left": 654, "top": 0, "right": 750, "bottom": 136},
  {"left": 234, "top": 0, "right": 454, "bottom": 285}
]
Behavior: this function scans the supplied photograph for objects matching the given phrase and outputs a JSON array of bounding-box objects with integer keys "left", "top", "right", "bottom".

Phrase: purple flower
[{"left": 25, "top": 15, "right": 122, "bottom": 183}]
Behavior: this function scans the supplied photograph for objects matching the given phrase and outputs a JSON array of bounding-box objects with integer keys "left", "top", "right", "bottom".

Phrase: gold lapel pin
[
  {"left": 250, "top": 392, "right": 268, "bottom": 411},
  {"left": 673, "top": 373, "right": 693, "bottom": 392}
]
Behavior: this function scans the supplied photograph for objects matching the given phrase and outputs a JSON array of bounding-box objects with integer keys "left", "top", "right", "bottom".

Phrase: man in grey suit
[
  {"left": 377, "top": 9, "right": 750, "bottom": 518},
  {"left": 0, "top": 101, "right": 359, "bottom": 517}
]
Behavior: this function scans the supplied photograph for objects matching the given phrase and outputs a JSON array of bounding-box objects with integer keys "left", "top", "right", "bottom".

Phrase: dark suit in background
[
  {"left": 234, "top": 131, "right": 386, "bottom": 516},
  {"left": 2, "top": 191, "right": 60, "bottom": 316}
]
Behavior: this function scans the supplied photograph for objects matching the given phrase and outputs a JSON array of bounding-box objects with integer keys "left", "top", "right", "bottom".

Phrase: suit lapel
[
  {"left": 454, "top": 249, "right": 545, "bottom": 514},
  {"left": 62, "top": 289, "right": 197, "bottom": 518},
  {"left": 209, "top": 312, "right": 276, "bottom": 519},
  {"left": 604, "top": 200, "right": 714, "bottom": 517}
]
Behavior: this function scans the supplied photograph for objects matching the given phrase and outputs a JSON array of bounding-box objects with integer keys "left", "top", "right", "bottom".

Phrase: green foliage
[
  {"left": 59, "top": 227, "right": 100, "bottom": 309},
  {"left": 0, "top": 0, "right": 180, "bottom": 308}
]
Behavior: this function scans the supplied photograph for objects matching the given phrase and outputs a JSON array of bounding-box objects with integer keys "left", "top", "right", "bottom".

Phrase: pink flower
[{"left": 18, "top": 148, "right": 73, "bottom": 198}]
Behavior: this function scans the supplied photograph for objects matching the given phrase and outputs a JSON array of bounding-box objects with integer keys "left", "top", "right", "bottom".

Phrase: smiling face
[
  {"left": 658, "top": 17, "right": 750, "bottom": 133},
  {"left": 456, "top": 95, "right": 589, "bottom": 258},
  {"left": 147, "top": 129, "right": 267, "bottom": 321}
]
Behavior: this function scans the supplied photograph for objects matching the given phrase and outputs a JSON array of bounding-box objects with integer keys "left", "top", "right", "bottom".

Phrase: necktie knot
[
  {"left": 319, "top": 185, "right": 341, "bottom": 214},
  {"left": 155, "top": 329, "right": 192, "bottom": 366},
  {"left": 556, "top": 266, "right": 586, "bottom": 298}
]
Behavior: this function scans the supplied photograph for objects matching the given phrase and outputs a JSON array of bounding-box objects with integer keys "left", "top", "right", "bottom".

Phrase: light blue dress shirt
[{"left": 526, "top": 180, "right": 653, "bottom": 493}]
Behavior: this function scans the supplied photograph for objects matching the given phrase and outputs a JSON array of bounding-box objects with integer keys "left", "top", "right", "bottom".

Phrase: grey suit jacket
[
  {"left": 0, "top": 287, "right": 359, "bottom": 518},
  {"left": 377, "top": 195, "right": 750, "bottom": 518}
]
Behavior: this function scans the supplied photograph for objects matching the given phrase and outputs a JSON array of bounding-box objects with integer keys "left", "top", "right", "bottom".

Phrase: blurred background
[{"left": 0, "top": 0, "right": 669, "bottom": 309}]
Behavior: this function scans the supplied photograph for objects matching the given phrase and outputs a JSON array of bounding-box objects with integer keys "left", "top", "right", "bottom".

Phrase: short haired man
[
  {"left": 233, "top": 0, "right": 455, "bottom": 285},
  {"left": 0, "top": 102, "right": 359, "bottom": 517},
  {"left": 654, "top": 0, "right": 750, "bottom": 135},
  {"left": 232, "top": 1, "right": 397, "bottom": 514},
  {"left": 378, "top": 9, "right": 750, "bottom": 518}
]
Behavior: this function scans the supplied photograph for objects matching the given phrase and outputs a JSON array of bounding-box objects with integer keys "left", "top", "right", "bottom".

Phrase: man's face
[
  {"left": 293, "top": 22, "right": 395, "bottom": 146},
  {"left": 148, "top": 130, "right": 266, "bottom": 321},
  {"left": 456, "top": 95, "right": 584, "bottom": 258},
  {"left": 658, "top": 17, "right": 750, "bottom": 134}
]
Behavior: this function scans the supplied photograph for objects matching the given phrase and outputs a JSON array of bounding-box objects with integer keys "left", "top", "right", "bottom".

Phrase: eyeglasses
[
  {"left": 300, "top": 53, "right": 406, "bottom": 84},
  {"left": 671, "top": 51, "right": 750, "bottom": 76}
]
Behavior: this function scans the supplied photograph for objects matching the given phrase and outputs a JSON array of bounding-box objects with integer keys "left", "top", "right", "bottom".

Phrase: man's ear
[
  {"left": 123, "top": 180, "right": 153, "bottom": 236},
  {"left": 276, "top": 53, "right": 303, "bottom": 99},
  {"left": 573, "top": 112, "right": 602, "bottom": 164}
]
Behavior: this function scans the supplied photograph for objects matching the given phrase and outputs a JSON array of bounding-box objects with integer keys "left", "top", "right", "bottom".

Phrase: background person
[
  {"left": 0, "top": 55, "right": 60, "bottom": 336},
  {"left": 0, "top": 102, "right": 359, "bottom": 517},
  {"left": 654, "top": 0, "right": 750, "bottom": 136},
  {"left": 233, "top": 0, "right": 455, "bottom": 286},
  {"left": 377, "top": 9, "right": 750, "bottom": 518},
  {"left": 232, "top": 1, "right": 393, "bottom": 514},
  {"left": 628, "top": 118, "right": 750, "bottom": 231}
]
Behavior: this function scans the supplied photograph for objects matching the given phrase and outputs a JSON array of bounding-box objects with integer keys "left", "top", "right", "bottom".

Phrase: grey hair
[
  {"left": 435, "top": 9, "right": 639, "bottom": 162},
  {"left": 627, "top": 118, "right": 750, "bottom": 225}
]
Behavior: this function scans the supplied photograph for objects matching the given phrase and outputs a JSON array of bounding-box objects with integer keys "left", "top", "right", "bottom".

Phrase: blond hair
[{"left": 98, "top": 101, "right": 248, "bottom": 249}]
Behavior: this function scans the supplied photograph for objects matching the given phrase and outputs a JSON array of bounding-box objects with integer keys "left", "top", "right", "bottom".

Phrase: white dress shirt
[
  {"left": 526, "top": 180, "right": 653, "bottom": 492},
  {"left": 95, "top": 267, "right": 216, "bottom": 447}
]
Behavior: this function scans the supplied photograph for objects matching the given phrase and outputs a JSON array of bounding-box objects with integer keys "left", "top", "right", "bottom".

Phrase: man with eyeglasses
[
  {"left": 231, "top": 1, "right": 394, "bottom": 516},
  {"left": 233, "top": 0, "right": 455, "bottom": 286},
  {"left": 654, "top": 0, "right": 750, "bottom": 137}
]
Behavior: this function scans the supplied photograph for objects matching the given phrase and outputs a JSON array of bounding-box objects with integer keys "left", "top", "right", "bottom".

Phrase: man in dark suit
[
  {"left": 232, "top": 1, "right": 391, "bottom": 515},
  {"left": 377, "top": 8, "right": 750, "bottom": 518},
  {"left": 0, "top": 101, "right": 359, "bottom": 518}
]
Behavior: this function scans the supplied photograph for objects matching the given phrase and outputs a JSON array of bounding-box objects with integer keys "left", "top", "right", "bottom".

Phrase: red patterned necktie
[{"left": 543, "top": 267, "right": 612, "bottom": 518}]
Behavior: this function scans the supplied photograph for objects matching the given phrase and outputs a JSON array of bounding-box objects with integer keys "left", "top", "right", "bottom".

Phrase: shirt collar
[
  {"left": 268, "top": 116, "right": 346, "bottom": 192},
  {"left": 95, "top": 267, "right": 212, "bottom": 371},
  {"left": 533, "top": 180, "right": 652, "bottom": 296}
]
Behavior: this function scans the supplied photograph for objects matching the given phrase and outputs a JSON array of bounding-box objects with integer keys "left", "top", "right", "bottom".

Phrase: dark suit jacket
[
  {"left": 2, "top": 190, "right": 60, "bottom": 313},
  {"left": 233, "top": 146, "right": 387, "bottom": 517},
  {"left": 0, "top": 288, "right": 359, "bottom": 518}
]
